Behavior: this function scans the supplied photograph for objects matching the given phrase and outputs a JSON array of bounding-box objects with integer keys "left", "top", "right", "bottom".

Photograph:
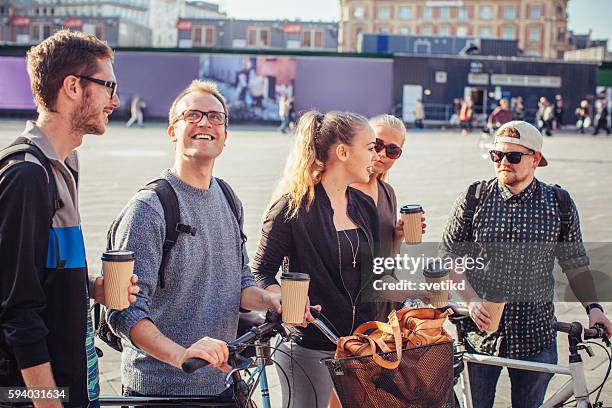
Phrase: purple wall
[
  {"left": 1, "top": 52, "right": 394, "bottom": 121},
  {"left": 0, "top": 57, "right": 36, "bottom": 109},
  {"left": 294, "top": 57, "right": 393, "bottom": 118},
  {"left": 114, "top": 52, "right": 200, "bottom": 119}
]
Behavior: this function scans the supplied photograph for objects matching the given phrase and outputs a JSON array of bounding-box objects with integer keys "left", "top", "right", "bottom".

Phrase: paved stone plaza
[{"left": 0, "top": 120, "right": 610, "bottom": 406}]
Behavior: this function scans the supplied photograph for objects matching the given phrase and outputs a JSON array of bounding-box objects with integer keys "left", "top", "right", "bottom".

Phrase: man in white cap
[{"left": 441, "top": 121, "right": 611, "bottom": 407}]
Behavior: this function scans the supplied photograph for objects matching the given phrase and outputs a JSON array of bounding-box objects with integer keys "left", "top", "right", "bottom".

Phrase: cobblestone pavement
[{"left": 1, "top": 120, "right": 611, "bottom": 407}]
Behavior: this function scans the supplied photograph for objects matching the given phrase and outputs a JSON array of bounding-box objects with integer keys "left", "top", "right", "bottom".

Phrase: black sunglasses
[
  {"left": 374, "top": 138, "right": 402, "bottom": 159},
  {"left": 174, "top": 109, "right": 227, "bottom": 126},
  {"left": 489, "top": 150, "right": 534, "bottom": 164},
  {"left": 76, "top": 75, "right": 117, "bottom": 99}
]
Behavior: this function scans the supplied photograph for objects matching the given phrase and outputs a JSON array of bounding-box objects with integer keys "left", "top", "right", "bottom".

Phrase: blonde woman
[{"left": 252, "top": 111, "right": 382, "bottom": 408}]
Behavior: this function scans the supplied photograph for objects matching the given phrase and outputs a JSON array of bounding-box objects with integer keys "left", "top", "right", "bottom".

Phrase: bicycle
[
  {"left": 99, "top": 308, "right": 339, "bottom": 407},
  {"left": 447, "top": 302, "right": 612, "bottom": 408}
]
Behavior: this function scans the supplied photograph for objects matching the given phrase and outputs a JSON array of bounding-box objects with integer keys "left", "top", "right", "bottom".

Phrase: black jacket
[
  {"left": 0, "top": 125, "right": 95, "bottom": 407},
  {"left": 252, "top": 183, "right": 382, "bottom": 350}
]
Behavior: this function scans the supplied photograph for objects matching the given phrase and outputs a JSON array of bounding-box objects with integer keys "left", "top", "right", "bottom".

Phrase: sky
[{"left": 216, "top": 0, "right": 612, "bottom": 49}]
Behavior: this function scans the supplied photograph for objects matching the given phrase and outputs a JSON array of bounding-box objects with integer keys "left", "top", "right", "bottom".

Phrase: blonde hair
[
  {"left": 168, "top": 79, "right": 228, "bottom": 125},
  {"left": 273, "top": 111, "right": 369, "bottom": 219},
  {"left": 369, "top": 114, "right": 406, "bottom": 181}
]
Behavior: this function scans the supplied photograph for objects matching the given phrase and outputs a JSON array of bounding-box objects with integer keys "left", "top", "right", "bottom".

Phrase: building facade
[
  {"left": 176, "top": 19, "right": 338, "bottom": 51},
  {"left": 339, "top": 0, "right": 570, "bottom": 58},
  {"left": 0, "top": 0, "right": 224, "bottom": 46}
]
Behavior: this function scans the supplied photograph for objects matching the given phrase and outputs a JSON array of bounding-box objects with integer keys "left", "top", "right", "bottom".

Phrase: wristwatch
[{"left": 585, "top": 303, "right": 604, "bottom": 315}]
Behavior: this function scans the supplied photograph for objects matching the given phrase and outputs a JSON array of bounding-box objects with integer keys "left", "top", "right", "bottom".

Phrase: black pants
[
  {"left": 540, "top": 120, "right": 553, "bottom": 136},
  {"left": 593, "top": 118, "right": 611, "bottom": 135}
]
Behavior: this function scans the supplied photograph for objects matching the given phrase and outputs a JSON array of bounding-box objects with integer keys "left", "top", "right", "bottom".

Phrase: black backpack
[
  {"left": 95, "top": 177, "right": 247, "bottom": 352},
  {"left": 0, "top": 138, "right": 64, "bottom": 384},
  {"left": 463, "top": 179, "right": 572, "bottom": 242}
]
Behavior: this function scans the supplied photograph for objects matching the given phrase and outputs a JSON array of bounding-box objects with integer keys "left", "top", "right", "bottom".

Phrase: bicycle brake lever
[
  {"left": 224, "top": 354, "right": 254, "bottom": 387},
  {"left": 580, "top": 345, "right": 595, "bottom": 357},
  {"left": 593, "top": 324, "right": 611, "bottom": 347}
]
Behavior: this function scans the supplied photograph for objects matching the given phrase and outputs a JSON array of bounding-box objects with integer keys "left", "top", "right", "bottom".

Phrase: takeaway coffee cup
[
  {"left": 400, "top": 205, "right": 424, "bottom": 244},
  {"left": 482, "top": 297, "right": 506, "bottom": 334},
  {"left": 280, "top": 272, "right": 310, "bottom": 324},
  {"left": 101, "top": 250, "right": 135, "bottom": 310},
  {"left": 423, "top": 260, "right": 449, "bottom": 308}
]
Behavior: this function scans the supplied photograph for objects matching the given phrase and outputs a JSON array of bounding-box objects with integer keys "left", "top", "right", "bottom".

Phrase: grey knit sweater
[{"left": 107, "top": 169, "right": 256, "bottom": 396}]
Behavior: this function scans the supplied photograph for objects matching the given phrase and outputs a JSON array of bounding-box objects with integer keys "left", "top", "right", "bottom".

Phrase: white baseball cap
[{"left": 494, "top": 121, "right": 548, "bottom": 167}]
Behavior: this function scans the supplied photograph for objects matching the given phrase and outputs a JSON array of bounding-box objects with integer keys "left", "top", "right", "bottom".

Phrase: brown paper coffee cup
[
  {"left": 280, "top": 272, "right": 310, "bottom": 324},
  {"left": 400, "top": 205, "right": 423, "bottom": 244},
  {"left": 483, "top": 300, "right": 505, "bottom": 333},
  {"left": 423, "top": 260, "right": 449, "bottom": 308},
  {"left": 101, "top": 250, "right": 135, "bottom": 310}
]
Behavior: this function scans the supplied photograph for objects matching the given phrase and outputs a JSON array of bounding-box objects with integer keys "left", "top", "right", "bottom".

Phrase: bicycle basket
[{"left": 322, "top": 341, "right": 455, "bottom": 408}]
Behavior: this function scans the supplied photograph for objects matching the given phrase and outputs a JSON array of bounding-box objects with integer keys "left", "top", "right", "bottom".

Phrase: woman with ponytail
[{"left": 251, "top": 111, "right": 382, "bottom": 408}]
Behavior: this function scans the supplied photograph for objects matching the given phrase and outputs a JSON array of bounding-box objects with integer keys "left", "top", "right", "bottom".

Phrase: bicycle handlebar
[
  {"left": 554, "top": 321, "right": 608, "bottom": 341},
  {"left": 181, "top": 307, "right": 332, "bottom": 374},
  {"left": 182, "top": 309, "right": 282, "bottom": 374}
]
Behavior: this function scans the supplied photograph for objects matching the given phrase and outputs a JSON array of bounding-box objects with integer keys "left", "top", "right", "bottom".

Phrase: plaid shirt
[{"left": 442, "top": 178, "right": 589, "bottom": 358}]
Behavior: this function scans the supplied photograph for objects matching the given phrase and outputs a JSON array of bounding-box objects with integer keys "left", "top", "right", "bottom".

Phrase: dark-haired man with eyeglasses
[
  {"left": 0, "top": 30, "right": 140, "bottom": 408},
  {"left": 441, "top": 121, "right": 612, "bottom": 407},
  {"left": 106, "top": 80, "right": 307, "bottom": 399}
]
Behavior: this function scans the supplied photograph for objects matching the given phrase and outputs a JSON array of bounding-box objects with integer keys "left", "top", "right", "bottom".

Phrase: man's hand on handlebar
[
  {"left": 588, "top": 308, "right": 612, "bottom": 338},
  {"left": 178, "top": 337, "right": 232, "bottom": 373},
  {"left": 468, "top": 299, "right": 491, "bottom": 332}
]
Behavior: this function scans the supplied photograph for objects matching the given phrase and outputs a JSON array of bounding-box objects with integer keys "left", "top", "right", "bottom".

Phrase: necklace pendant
[{"left": 352, "top": 260, "right": 357, "bottom": 268}]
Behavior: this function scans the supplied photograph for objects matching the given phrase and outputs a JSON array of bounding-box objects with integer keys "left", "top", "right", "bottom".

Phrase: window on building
[
  {"left": 456, "top": 26, "right": 468, "bottom": 36},
  {"left": 503, "top": 5, "right": 516, "bottom": 20},
  {"left": 399, "top": 27, "right": 411, "bottom": 35},
  {"left": 423, "top": 6, "right": 433, "bottom": 21},
  {"left": 502, "top": 26, "right": 516, "bottom": 39},
  {"left": 246, "top": 26, "right": 271, "bottom": 48},
  {"left": 530, "top": 4, "right": 541, "bottom": 19},
  {"left": 529, "top": 26, "right": 541, "bottom": 42},
  {"left": 353, "top": 6, "right": 365, "bottom": 19},
  {"left": 378, "top": 6, "right": 390, "bottom": 20},
  {"left": 478, "top": 26, "right": 493, "bottom": 38},
  {"left": 95, "top": 25, "right": 105, "bottom": 40},
  {"left": 458, "top": 7, "right": 468, "bottom": 21},
  {"left": 398, "top": 6, "right": 412, "bottom": 20},
  {"left": 378, "top": 26, "right": 390, "bottom": 33},
  {"left": 479, "top": 5, "right": 493, "bottom": 20},
  {"left": 439, "top": 26, "right": 450, "bottom": 36},
  {"left": 31, "top": 23, "right": 53, "bottom": 42},
  {"left": 421, "top": 26, "right": 433, "bottom": 36},
  {"left": 193, "top": 25, "right": 216, "bottom": 47},
  {"left": 302, "top": 29, "right": 324, "bottom": 48},
  {"left": 440, "top": 7, "right": 450, "bottom": 21},
  {"left": 526, "top": 49, "right": 540, "bottom": 57},
  {"left": 557, "top": 28, "right": 565, "bottom": 42},
  {"left": 556, "top": 5, "right": 564, "bottom": 18}
]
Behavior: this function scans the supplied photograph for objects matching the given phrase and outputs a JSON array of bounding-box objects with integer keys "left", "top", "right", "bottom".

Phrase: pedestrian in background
[
  {"left": 414, "top": 99, "right": 425, "bottom": 130},
  {"left": 554, "top": 95, "right": 564, "bottom": 130},
  {"left": 575, "top": 99, "right": 591, "bottom": 134},
  {"left": 126, "top": 95, "right": 146, "bottom": 128},
  {"left": 593, "top": 98, "right": 611, "bottom": 136}
]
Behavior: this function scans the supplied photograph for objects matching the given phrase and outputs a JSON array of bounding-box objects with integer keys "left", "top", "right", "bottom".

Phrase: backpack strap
[
  {"left": 0, "top": 138, "right": 63, "bottom": 225},
  {"left": 552, "top": 184, "right": 571, "bottom": 242},
  {"left": 216, "top": 177, "right": 248, "bottom": 266},
  {"left": 464, "top": 180, "right": 487, "bottom": 241},
  {"left": 140, "top": 178, "right": 196, "bottom": 289}
]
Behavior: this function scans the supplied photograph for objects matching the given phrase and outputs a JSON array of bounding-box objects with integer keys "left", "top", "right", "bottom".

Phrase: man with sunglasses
[
  {"left": 442, "top": 121, "right": 612, "bottom": 407},
  {"left": 0, "top": 30, "right": 141, "bottom": 408},
  {"left": 107, "top": 80, "right": 306, "bottom": 399}
]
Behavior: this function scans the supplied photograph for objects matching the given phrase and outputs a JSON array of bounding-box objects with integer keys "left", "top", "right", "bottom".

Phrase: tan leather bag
[{"left": 335, "top": 307, "right": 452, "bottom": 369}]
